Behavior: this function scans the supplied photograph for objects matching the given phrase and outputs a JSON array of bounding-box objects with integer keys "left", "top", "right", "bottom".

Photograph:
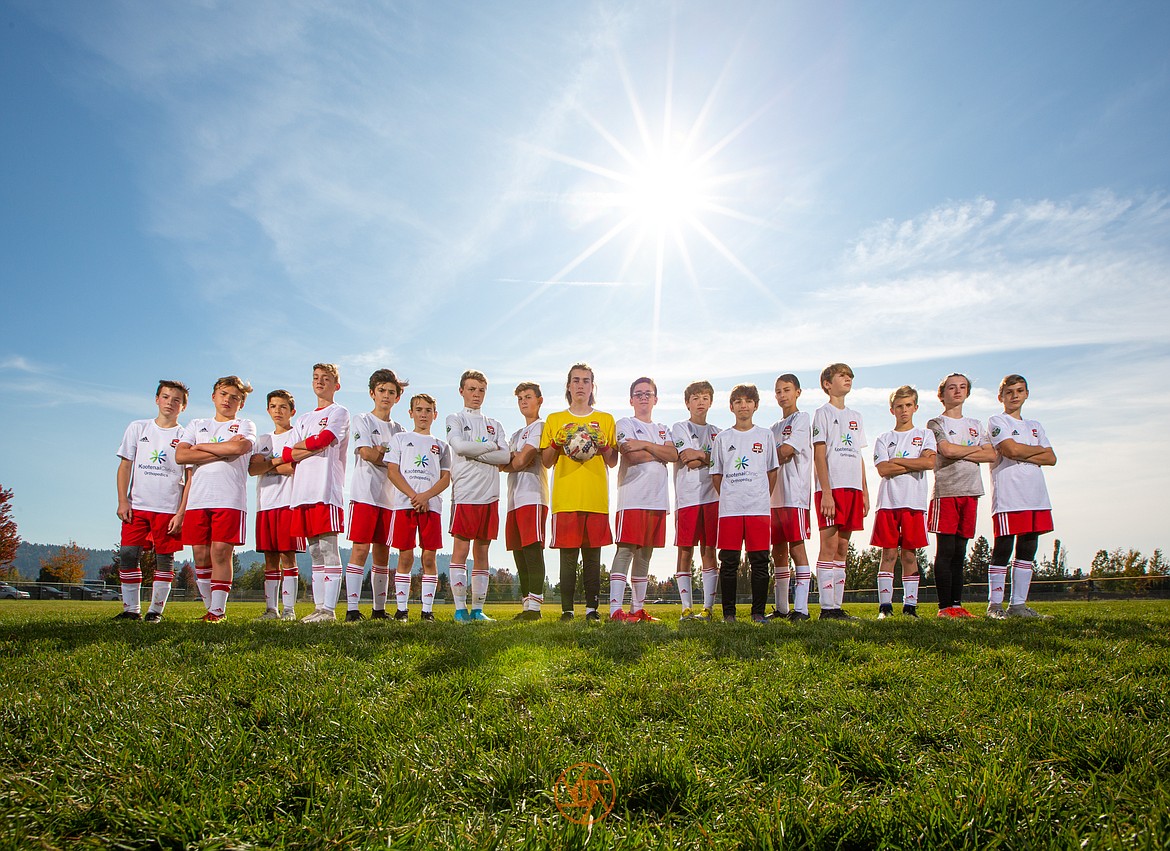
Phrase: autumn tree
[
  {"left": 39, "top": 541, "right": 87, "bottom": 584},
  {"left": 0, "top": 485, "right": 20, "bottom": 581}
]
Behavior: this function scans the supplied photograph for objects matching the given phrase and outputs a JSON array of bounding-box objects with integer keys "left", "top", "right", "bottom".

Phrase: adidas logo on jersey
[{"left": 140, "top": 436, "right": 150, "bottom": 442}]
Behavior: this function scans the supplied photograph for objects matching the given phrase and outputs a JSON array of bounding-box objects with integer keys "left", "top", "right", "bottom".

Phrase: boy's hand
[
  {"left": 820, "top": 491, "right": 836, "bottom": 523},
  {"left": 409, "top": 492, "right": 428, "bottom": 512},
  {"left": 117, "top": 498, "right": 133, "bottom": 523},
  {"left": 862, "top": 491, "right": 870, "bottom": 516},
  {"left": 166, "top": 511, "right": 184, "bottom": 535}
]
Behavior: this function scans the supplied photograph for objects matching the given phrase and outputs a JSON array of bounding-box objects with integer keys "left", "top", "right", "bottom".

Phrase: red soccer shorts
[
  {"left": 816, "top": 488, "right": 865, "bottom": 532},
  {"left": 348, "top": 501, "right": 392, "bottom": 545},
  {"left": 182, "top": 508, "right": 246, "bottom": 546},
  {"left": 551, "top": 511, "right": 613, "bottom": 549},
  {"left": 615, "top": 508, "right": 667, "bottom": 548},
  {"left": 505, "top": 504, "right": 548, "bottom": 550},
  {"left": 389, "top": 509, "right": 443, "bottom": 551},
  {"left": 675, "top": 502, "right": 718, "bottom": 548},
  {"left": 928, "top": 496, "right": 979, "bottom": 539},
  {"left": 450, "top": 502, "right": 500, "bottom": 541},
  {"left": 717, "top": 514, "right": 771, "bottom": 552},
  {"left": 291, "top": 503, "right": 345, "bottom": 539},
  {"left": 994, "top": 510, "right": 1054, "bottom": 537},
  {"left": 256, "top": 507, "right": 306, "bottom": 553},
  {"left": 121, "top": 510, "right": 185, "bottom": 555},
  {"left": 870, "top": 508, "right": 928, "bottom": 549},
  {"left": 770, "top": 507, "right": 810, "bottom": 545}
]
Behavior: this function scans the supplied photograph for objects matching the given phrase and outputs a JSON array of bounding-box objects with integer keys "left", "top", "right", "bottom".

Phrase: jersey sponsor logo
[
  {"left": 912, "top": 436, "right": 923, "bottom": 446},
  {"left": 894, "top": 450, "right": 910, "bottom": 458},
  {"left": 752, "top": 442, "right": 763, "bottom": 454},
  {"left": 149, "top": 450, "right": 168, "bottom": 464},
  {"left": 413, "top": 454, "right": 429, "bottom": 468},
  {"left": 849, "top": 421, "right": 858, "bottom": 431},
  {"left": 734, "top": 456, "right": 749, "bottom": 470},
  {"left": 840, "top": 433, "right": 854, "bottom": 446}
]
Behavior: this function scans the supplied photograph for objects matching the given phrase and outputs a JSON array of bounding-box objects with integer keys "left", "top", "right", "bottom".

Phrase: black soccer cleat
[
  {"left": 143, "top": 611, "right": 162, "bottom": 623},
  {"left": 420, "top": 611, "right": 435, "bottom": 622},
  {"left": 370, "top": 608, "right": 390, "bottom": 620},
  {"left": 344, "top": 610, "right": 365, "bottom": 622},
  {"left": 560, "top": 611, "right": 575, "bottom": 622},
  {"left": 787, "top": 610, "right": 810, "bottom": 622},
  {"left": 113, "top": 611, "right": 141, "bottom": 621},
  {"left": 584, "top": 610, "right": 600, "bottom": 622},
  {"left": 903, "top": 604, "right": 919, "bottom": 618},
  {"left": 394, "top": 609, "right": 409, "bottom": 622}
]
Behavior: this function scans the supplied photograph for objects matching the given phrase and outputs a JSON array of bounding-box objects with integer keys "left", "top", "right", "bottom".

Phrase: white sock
[
  {"left": 833, "top": 563, "right": 847, "bottom": 609},
  {"left": 264, "top": 571, "right": 281, "bottom": 611},
  {"left": 321, "top": 536, "right": 343, "bottom": 611},
  {"left": 311, "top": 566, "right": 325, "bottom": 608},
  {"left": 421, "top": 575, "right": 437, "bottom": 613},
  {"left": 630, "top": 576, "right": 649, "bottom": 612},
  {"left": 608, "top": 573, "right": 627, "bottom": 615},
  {"left": 345, "top": 562, "right": 365, "bottom": 612},
  {"left": 675, "top": 571, "right": 693, "bottom": 611},
  {"left": 794, "top": 566, "right": 811, "bottom": 614},
  {"left": 395, "top": 573, "right": 411, "bottom": 611},
  {"left": 281, "top": 567, "right": 298, "bottom": 613},
  {"left": 371, "top": 563, "right": 390, "bottom": 611},
  {"left": 149, "top": 566, "right": 174, "bottom": 613},
  {"left": 816, "top": 561, "right": 835, "bottom": 609},
  {"left": 528, "top": 593, "right": 543, "bottom": 612},
  {"left": 989, "top": 565, "right": 1008, "bottom": 607},
  {"left": 903, "top": 575, "right": 920, "bottom": 607},
  {"left": 774, "top": 569, "right": 791, "bottom": 613},
  {"left": 878, "top": 572, "right": 894, "bottom": 605},
  {"left": 471, "top": 568, "right": 489, "bottom": 610},
  {"left": 702, "top": 568, "right": 718, "bottom": 609},
  {"left": 195, "top": 565, "right": 212, "bottom": 610},
  {"left": 1010, "top": 560, "right": 1033, "bottom": 607},
  {"left": 209, "top": 581, "right": 230, "bottom": 617},
  {"left": 450, "top": 564, "right": 468, "bottom": 610},
  {"left": 119, "top": 574, "right": 142, "bottom": 614}
]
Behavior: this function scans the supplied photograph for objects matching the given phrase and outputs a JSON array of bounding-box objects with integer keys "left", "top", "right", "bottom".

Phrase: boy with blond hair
[
  {"left": 610, "top": 377, "right": 678, "bottom": 622},
  {"left": 345, "top": 369, "right": 407, "bottom": 620},
  {"left": 768, "top": 374, "right": 813, "bottom": 622},
  {"left": 114, "top": 380, "right": 193, "bottom": 621},
  {"left": 283, "top": 363, "right": 351, "bottom": 624},
  {"left": 871, "top": 386, "right": 937, "bottom": 618},
  {"left": 387, "top": 394, "right": 452, "bottom": 622},
  {"left": 446, "top": 369, "right": 511, "bottom": 622},
  {"left": 502, "top": 382, "right": 549, "bottom": 619},
  {"left": 987, "top": 375, "right": 1057, "bottom": 619},
  {"left": 928, "top": 373, "right": 995, "bottom": 618},
  {"left": 812, "top": 363, "right": 868, "bottom": 620},
  {"left": 175, "top": 376, "right": 257, "bottom": 622},
  {"left": 249, "top": 390, "right": 304, "bottom": 620},
  {"left": 670, "top": 380, "right": 721, "bottom": 621},
  {"left": 710, "top": 384, "right": 778, "bottom": 623}
]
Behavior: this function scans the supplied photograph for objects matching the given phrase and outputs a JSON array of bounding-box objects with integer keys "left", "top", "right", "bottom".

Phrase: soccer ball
[{"left": 563, "top": 425, "right": 599, "bottom": 462}]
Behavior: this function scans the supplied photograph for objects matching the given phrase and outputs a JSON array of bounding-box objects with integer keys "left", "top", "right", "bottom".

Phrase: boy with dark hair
[
  {"left": 768, "top": 373, "right": 813, "bottom": 621},
  {"left": 670, "top": 380, "right": 721, "bottom": 621},
  {"left": 502, "top": 382, "right": 549, "bottom": 620}
]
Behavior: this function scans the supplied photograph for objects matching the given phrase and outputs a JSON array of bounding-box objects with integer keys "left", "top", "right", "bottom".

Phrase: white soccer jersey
[
  {"left": 387, "top": 431, "right": 453, "bottom": 513},
  {"left": 671, "top": 420, "right": 720, "bottom": 510},
  {"left": 350, "top": 412, "right": 403, "bottom": 508},
  {"left": 873, "top": 427, "right": 937, "bottom": 511},
  {"left": 769, "top": 410, "right": 812, "bottom": 510},
  {"left": 812, "top": 403, "right": 867, "bottom": 492},
  {"left": 289, "top": 403, "right": 351, "bottom": 509},
  {"left": 507, "top": 420, "right": 548, "bottom": 511},
  {"left": 179, "top": 417, "right": 257, "bottom": 511},
  {"left": 710, "top": 425, "right": 778, "bottom": 518},
  {"left": 615, "top": 417, "right": 672, "bottom": 512},
  {"left": 117, "top": 419, "right": 186, "bottom": 513},
  {"left": 988, "top": 414, "right": 1052, "bottom": 513},
  {"left": 446, "top": 408, "right": 510, "bottom": 505},
  {"left": 253, "top": 430, "right": 298, "bottom": 511}
]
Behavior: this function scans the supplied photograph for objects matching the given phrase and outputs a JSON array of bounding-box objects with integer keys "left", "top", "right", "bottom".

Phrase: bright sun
[{"left": 620, "top": 147, "right": 708, "bottom": 231}]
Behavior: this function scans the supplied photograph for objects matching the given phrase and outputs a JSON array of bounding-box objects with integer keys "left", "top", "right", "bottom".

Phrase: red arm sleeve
[{"left": 303, "top": 429, "right": 337, "bottom": 452}]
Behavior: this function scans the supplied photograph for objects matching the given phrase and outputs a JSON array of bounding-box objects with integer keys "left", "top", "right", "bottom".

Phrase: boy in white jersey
[
  {"left": 927, "top": 373, "right": 995, "bottom": 618},
  {"left": 812, "top": 363, "right": 869, "bottom": 621},
  {"left": 175, "top": 376, "right": 257, "bottom": 622},
  {"left": 987, "top": 374, "right": 1057, "bottom": 619},
  {"left": 283, "top": 363, "right": 351, "bottom": 624},
  {"left": 610, "top": 377, "right": 678, "bottom": 623},
  {"left": 113, "top": 380, "right": 193, "bottom": 621},
  {"left": 248, "top": 390, "right": 304, "bottom": 621},
  {"left": 710, "top": 384, "right": 778, "bottom": 623},
  {"left": 871, "top": 386, "right": 937, "bottom": 619},
  {"left": 446, "top": 370, "right": 511, "bottom": 622},
  {"left": 768, "top": 374, "right": 813, "bottom": 622},
  {"left": 670, "top": 381, "right": 721, "bottom": 621},
  {"left": 346, "top": 369, "right": 407, "bottom": 621},
  {"left": 501, "top": 382, "right": 549, "bottom": 620},
  {"left": 387, "top": 394, "right": 452, "bottom": 622}
]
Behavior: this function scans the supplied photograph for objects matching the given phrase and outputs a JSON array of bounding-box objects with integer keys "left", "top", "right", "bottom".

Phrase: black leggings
[
  {"left": 992, "top": 533, "right": 1039, "bottom": 567},
  {"left": 559, "top": 547, "right": 601, "bottom": 611},
  {"left": 513, "top": 543, "right": 546, "bottom": 600},
  {"left": 933, "top": 533, "right": 969, "bottom": 608},
  {"left": 718, "top": 549, "right": 770, "bottom": 617}
]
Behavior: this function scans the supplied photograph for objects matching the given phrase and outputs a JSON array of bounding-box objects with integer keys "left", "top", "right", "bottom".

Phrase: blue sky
[{"left": 1, "top": 1, "right": 1168, "bottom": 576}]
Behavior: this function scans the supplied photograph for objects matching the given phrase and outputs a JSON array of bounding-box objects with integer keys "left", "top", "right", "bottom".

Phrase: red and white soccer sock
[
  {"left": 345, "top": 562, "right": 366, "bottom": 612},
  {"left": 526, "top": 592, "right": 543, "bottom": 613},
  {"left": 988, "top": 564, "right": 1008, "bottom": 607},
  {"left": 471, "top": 567, "right": 489, "bottom": 610},
  {"left": 310, "top": 566, "right": 326, "bottom": 608},
  {"left": 774, "top": 567, "right": 791, "bottom": 614},
  {"left": 609, "top": 546, "right": 633, "bottom": 614},
  {"left": 877, "top": 571, "right": 894, "bottom": 606},
  {"left": 701, "top": 567, "right": 718, "bottom": 609},
  {"left": 118, "top": 546, "right": 143, "bottom": 614},
  {"left": 320, "top": 536, "right": 343, "bottom": 612},
  {"left": 370, "top": 563, "right": 390, "bottom": 611},
  {"left": 793, "top": 566, "right": 811, "bottom": 614},
  {"left": 833, "top": 563, "right": 847, "bottom": 609},
  {"left": 449, "top": 564, "right": 468, "bottom": 611},
  {"left": 195, "top": 564, "right": 212, "bottom": 610},
  {"left": 209, "top": 580, "right": 231, "bottom": 618},
  {"left": 281, "top": 565, "right": 298, "bottom": 614},
  {"left": 675, "top": 571, "right": 693, "bottom": 611},
  {"left": 394, "top": 572, "right": 411, "bottom": 612},
  {"left": 1009, "top": 560, "right": 1033, "bottom": 607},
  {"left": 902, "top": 574, "right": 919, "bottom": 607},
  {"left": 264, "top": 568, "right": 281, "bottom": 611},
  {"left": 816, "top": 561, "right": 835, "bottom": 610},
  {"left": 629, "top": 548, "right": 652, "bottom": 613},
  {"left": 149, "top": 554, "right": 175, "bottom": 614},
  {"left": 421, "top": 575, "right": 437, "bottom": 614}
]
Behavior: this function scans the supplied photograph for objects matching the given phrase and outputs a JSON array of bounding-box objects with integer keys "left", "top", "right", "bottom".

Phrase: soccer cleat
[
  {"left": 986, "top": 604, "right": 1007, "bottom": 620},
  {"left": 393, "top": 609, "right": 410, "bottom": 621},
  {"left": 764, "top": 609, "right": 789, "bottom": 621},
  {"left": 679, "top": 608, "right": 696, "bottom": 621},
  {"left": 200, "top": 612, "right": 224, "bottom": 623},
  {"left": 1006, "top": 604, "right": 1051, "bottom": 619},
  {"left": 560, "top": 611, "right": 575, "bottom": 622},
  {"left": 518, "top": 610, "right": 542, "bottom": 621},
  {"left": 420, "top": 611, "right": 435, "bottom": 622},
  {"left": 837, "top": 609, "right": 860, "bottom": 622},
  {"left": 453, "top": 609, "right": 472, "bottom": 623},
  {"left": 878, "top": 604, "right": 894, "bottom": 620},
  {"left": 626, "top": 609, "right": 659, "bottom": 623},
  {"left": 281, "top": 609, "right": 297, "bottom": 621},
  {"left": 143, "top": 611, "right": 162, "bottom": 623},
  {"left": 513, "top": 610, "right": 530, "bottom": 620},
  {"left": 585, "top": 610, "right": 601, "bottom": 622},
  {"left": 470, "top": 609, "right": 494, "bottom": 621},
  {"left": 608, "top": 609, "right": 629, "bottom": 623},
  {"left": 257, "top": 609, "right": 281, "bottom": 621},
  {"left": 344, "top": 610, "right": 365, "bottom": 623},
  {"left": 723, "top": 614, "right": 737, "bottom": 623},
  {"left": 787, "top": 610, "right": 810, "bottom": 622},
  {"left": 695, "top": 607, "right": 713, "bottom": 622},
  {"left": 305, "top": 608, "right": 336, "bottom": 623},
  {"left": 751, "top": 613, "right": 768, "bottom": 624},
  {"left": 902, "top": 605, "right": 919, "bottom": 619},
  {"left": 937, "top": 606, "right": 956, "bottom": 618},
  {"left": 952, "top": 606, "right": 975, "bottom": 618},
  {"left": 113, "top": 611, "right": 142, "bottom": 621},
  {"left": 370, "top": 608, "right": 390, "bottom": 620}
]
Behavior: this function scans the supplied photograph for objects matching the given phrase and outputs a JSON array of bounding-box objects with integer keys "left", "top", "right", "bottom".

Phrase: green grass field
[{"left": 2, "top": 599, "right": 1168, "bottom": 850}]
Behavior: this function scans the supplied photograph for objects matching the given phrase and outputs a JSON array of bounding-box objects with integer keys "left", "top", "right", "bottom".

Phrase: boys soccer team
[{"left": 113, "top": 362, "right": 1057, "bottom": 623}]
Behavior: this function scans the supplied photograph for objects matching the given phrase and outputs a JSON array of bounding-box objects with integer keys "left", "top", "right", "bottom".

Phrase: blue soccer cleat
[
  {"left": 454, "top": 608, "right": 472, "bottom": 623},
  {"left": 470, "top": 609, "right": 494, "bottom": 621}
]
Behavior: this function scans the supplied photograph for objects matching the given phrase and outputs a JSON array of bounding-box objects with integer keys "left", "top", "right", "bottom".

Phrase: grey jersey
[{"left": 927, "top": 414, "right": 989, "bottom": 499}]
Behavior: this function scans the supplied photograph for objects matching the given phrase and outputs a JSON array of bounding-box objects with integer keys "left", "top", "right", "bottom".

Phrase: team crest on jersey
[
  {"left": 1032, "top": 428, "right": 1038, "bottom": 438},
  {"left": 734, "top": 456, "right": 749, "bottom": 470},
  {"left": 229, "top": 423, "right": 239, "bottom": 433},
  {"left": 782, "top": 425, "right": 792, "bottom": 437},
  {"left": 969, "top": 428, "right": 978, "bottom": 438},
  {"left": 812, "top": 426, "right": 821, "bottom": 437},
  {"left": 431, "top": 444, "right": 441, "bottom": 455},
  {"left": 674, "top": 440, "right": 684, "bottom": 448},
  {"left": 318, "top": 417, "right": 328, "bottom": 428},
  {"left": 912, "top": 436, "right": 923, "bottom": 447},
  {"left": 658, "top": 429, "right": 667, "bottom": 440},
  {"left": 752, "top": 442, "right": 763, "bottom": 454},
  {"left": 487, "top": 425, "right": 496, "bottom": 435},
  {"left": 849, "top": 421, "right": 858, "bottom": 431},
  {"left": 992, "top": 427, "right": 1001, "bottom": 437},
  {"left": 170, "top": 438, "right": 180, "bottom": 448}
]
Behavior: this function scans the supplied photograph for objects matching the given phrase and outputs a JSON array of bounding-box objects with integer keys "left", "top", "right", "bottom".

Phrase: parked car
[
  {"left": 82, "top": 582, "right": 120, "bottom": 601},
  {"left": 38, "top": 585, "right": 68, "bottom": 600},
  {"left": 0, "top": 582, "right": 31, "bottom": 600}
]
